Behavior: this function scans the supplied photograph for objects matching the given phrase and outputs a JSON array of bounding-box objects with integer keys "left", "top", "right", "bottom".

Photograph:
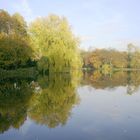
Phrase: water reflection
[
  {"left": 82, "top": 71, "right": 140, "bottom": 94},
  {"left": 0, "top": 78, "right": 34, "bottom": 133},
  {"left": 29, "top": 74, "right": 80, "bottom": 128},
  {"left": 0, "top": 73, "right": 80, "bottom": 132},
  {"left": 0, "top": 71, "right": 140, "bottom": 139}
]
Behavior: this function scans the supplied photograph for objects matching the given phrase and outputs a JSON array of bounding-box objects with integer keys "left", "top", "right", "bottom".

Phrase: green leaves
[
  {"left": 0, "top": 10, "right": 81, "bottom": 71},
  {"left": 0, "top": 10, "right": 27, "bottom": 37},
  {"left": 0, "top": 34, "right": 33, "bottom": 69},
  {"left": 29, "top": 15, "right": 81, "bottom": 72},
  {"left": 0, "top": 10, "right": 33, "bottom": 69}
]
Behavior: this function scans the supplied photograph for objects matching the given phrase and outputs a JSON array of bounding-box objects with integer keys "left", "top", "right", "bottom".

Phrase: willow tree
[{"left": 29, "top": 15, "right": 81, "bottom": 72}]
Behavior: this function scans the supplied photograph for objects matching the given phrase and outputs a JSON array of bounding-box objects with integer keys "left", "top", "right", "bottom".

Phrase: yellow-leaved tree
[{"left": 29, "top": 15, "right": 82, "bottom": 73}]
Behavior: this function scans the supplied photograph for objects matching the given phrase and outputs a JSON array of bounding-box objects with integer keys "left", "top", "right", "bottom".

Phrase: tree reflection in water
[
  {"left": 0, "top": 73, "right": 80, "bottom": 132},
  {"left": 1, "top": 71, "right": 140, "bottom": 133},
  {"left": 0, "top": 78, "right": 34, "bottom": 133},
  {"left": 82, "top": 70, "right": 140, "bottom": 94},
  {"left": 29, "top": 74, "right": 80, "bottom": 128}
]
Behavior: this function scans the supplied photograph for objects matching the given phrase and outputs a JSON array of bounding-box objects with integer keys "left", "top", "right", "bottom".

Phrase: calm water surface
[{"left": 0, "top": 71, "right": 140, "bottom": 140}]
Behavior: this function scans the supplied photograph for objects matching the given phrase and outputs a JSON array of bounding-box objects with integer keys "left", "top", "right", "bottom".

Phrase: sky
[{"left": 0, "top": 0, "right": 140, "bottom": 50}]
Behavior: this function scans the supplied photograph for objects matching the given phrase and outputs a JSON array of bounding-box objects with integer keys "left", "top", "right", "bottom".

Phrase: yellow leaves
[
  {"left": 102, "top": 64, "right": 112, "bottom": 75},
  {"left": 82, "top": 49, "right": 130, "bottom": 70},
  {"left": 92, "top": 71, "right": 102, "bottom": 81},
  {"left": 29, "top": 14, "right": 81, "bottom": 72}
]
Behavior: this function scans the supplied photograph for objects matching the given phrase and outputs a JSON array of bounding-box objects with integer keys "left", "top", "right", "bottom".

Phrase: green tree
[
  {"left": 0, "top": 9, "right": 13, "bottom": 34},
  {"left": 0, "top": 34, "right": 33, "bottom": 69},
  {"left": 0, "top": 10, "right": 28, "bottom": 37},
  {"left": 29, "top": 15, "right": 81, "bottom": 72},
  {"left": 0, "top": 10, "right": 33, "bottom": 69},
  {"left": 12, "top": 13, "right": 28, "bottom": 37}
]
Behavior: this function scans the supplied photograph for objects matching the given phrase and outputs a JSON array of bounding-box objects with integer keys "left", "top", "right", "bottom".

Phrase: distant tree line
[{"left": 81, "top": 43, "right": 140, "bottom": 71}]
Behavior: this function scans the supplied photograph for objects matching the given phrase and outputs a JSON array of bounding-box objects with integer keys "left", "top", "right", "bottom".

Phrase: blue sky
[{"left": 1, "top": 0, "right": 140, "bottom": 50}]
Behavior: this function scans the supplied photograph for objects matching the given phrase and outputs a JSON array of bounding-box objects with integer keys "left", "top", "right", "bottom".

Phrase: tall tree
[
  {"left": 0, "top": 9, "right": 12, "bottom": 34},
  {"left": 0, "top": 34, "right": 33, "bottom": 69},
  {"left": 29, "top": 15, "right": 81, "bottom": 72},
  {"left": 12, "top": 13, "right": 28, "bottom": 37}
]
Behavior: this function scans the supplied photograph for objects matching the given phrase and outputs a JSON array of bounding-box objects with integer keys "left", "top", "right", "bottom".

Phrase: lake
[{"left": 0, "top": 71, "right": 140, "bottom": 140}]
